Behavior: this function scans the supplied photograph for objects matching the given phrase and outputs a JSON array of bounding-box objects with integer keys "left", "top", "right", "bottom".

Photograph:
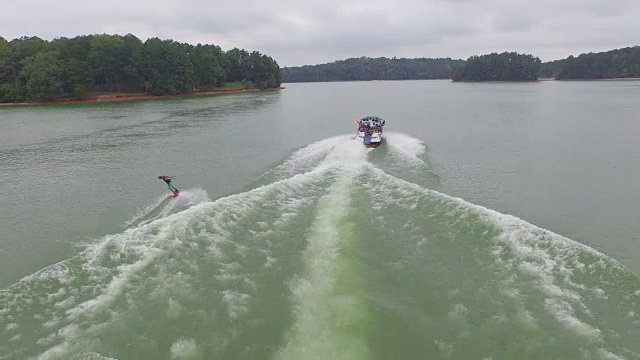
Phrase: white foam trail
[
  {"left": 124, "top": 193, "right": 168, "bottom": 227},
  {"left": 365, "top": 163, "right": 617, "bottom": 262},
  {"left": 276, "top": 167, "right": 370, "bottom": 360},
  {"left": 382, "top": 131, "right": 429, "bottom": 171},
  {"left": 384, "top": 132, "right": 427, "bottom": 161},
  {"left": 317, "top": 138, "right": 370, "bottom": 168},
  {"left": 155, "top": 187, "right": 209, "bottom": 216},
  {"left": 364, "top": 164, "right": 633, "bottom": 350},
  {"left": 133, "top": 187, "right": 211, "bottom": 227},
  {"left": 287, "top": 135, "right": 355, "bottom": 166},
  {"left": 265, "top": 135, "right": 357, "bottom": 179},
  {"left": 544, "top": 298, "right": 603, "bottom": 342},
  {"left": 8, "top": 162, "right": 336, "bottom": 359},
  {"left": 170, "top": 338, "right": 202, "bottom": 360},
  {"left": 70, "top": 352, "right": 118, "bottom": 360},
  {"left": 597, "top": 348, "right": 626, "bottom": 360},
  {"left": 268, "top": 131, "right": 426, "bottom": 182},
  {"left": 172, "top": 187, "right": 210, "bottom": 206}
]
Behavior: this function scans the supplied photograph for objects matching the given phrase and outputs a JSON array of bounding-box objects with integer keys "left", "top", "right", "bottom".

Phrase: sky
[{"left": 2, "top": 0, "right": 639, "bottom": 67}]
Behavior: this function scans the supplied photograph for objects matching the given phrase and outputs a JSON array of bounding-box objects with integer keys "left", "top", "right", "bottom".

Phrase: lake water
[{"left": 1, "top": 80, "right": 639, "bottom": 359}]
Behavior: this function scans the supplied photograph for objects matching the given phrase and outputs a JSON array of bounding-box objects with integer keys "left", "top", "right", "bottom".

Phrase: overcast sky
[{"left": 2, "top": 0, "right": 639, "bottom": 67}]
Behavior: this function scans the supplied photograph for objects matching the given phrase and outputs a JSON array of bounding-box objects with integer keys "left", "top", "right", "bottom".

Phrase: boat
[{"left": 354, "top": 116, "right": 385, "bottom": 147}]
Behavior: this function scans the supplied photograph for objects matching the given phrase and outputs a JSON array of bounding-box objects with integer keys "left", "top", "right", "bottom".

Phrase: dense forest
[
  {"left": 537, "top": 46, "right": 640, "bottom": 79},
  {"left": 281, "top": 46, "right": 639, "bottom": 83},
  {"left": 451, "top": 52, "right": 541, "bottom": 81},
  {"left": 449, "top": 47, "right": 640, "bottom": 80},
  {"left": 554, "top": 46, "right": 640, "bottom": 79},
  {"left": 0, "top": 34, "right": 280, "bottom": 102},
  {"left": 280, "top": 57, "right": 464, "bottom": 82}
]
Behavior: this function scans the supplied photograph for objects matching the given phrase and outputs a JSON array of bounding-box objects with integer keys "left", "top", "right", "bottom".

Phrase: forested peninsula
[
  {"left": 0, "top": 34, "right": 281, "bottom": 104},
  {"left": 281, "top": 46, "right": 640, "bottom": 83},
  {"left": 451, "top": 52, "right": 541, "bottom": 81}
]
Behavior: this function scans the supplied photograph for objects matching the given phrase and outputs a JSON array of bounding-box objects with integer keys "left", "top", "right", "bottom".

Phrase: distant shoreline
[
  {"left": 456, "top": 77, "right": 640, "bottom": 83},
  {"left": 570, "top": 77, "right": 640, "bottom": 81},
  {"left": 0, "top": 87, "right": 284, "bottom": 107},
  {"left": 283, "top": 77, "right": 640, "bottom": 84}
]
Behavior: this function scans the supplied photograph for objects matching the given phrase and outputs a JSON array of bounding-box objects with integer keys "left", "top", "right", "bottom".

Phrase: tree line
[
  {"left": 280, "top": 57, "right": 464, "bottom": 82},
  {"left": 0, "top": 34, "right": 281, "bottom": 102},
  {"left": 281, "top": 46, "right": 640, "bottom": 82},
  {"left": 546, "top": 46, "right": 640, "bottom": 79},
  {"left": 451, "top": 52, "right": 541, "bottom": 81}
]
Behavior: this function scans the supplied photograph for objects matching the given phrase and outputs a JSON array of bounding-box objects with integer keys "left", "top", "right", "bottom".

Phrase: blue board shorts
[{"left": 167, "top": 183, "right": 173, "bottom": 190}]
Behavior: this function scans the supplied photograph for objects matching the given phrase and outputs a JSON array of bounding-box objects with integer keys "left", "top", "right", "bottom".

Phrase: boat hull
[{"left": 357, "top": 131, "right": 383, "bottom": 147}]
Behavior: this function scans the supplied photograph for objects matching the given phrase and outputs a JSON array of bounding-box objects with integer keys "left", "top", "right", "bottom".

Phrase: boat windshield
[{"left": 358, "top": 116, "right": 385, "bottom": 132}]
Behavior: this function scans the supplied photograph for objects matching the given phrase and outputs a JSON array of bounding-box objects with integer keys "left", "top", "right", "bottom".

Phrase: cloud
[{"left": 2, "top": 0, "right": 639, "bottom": 66}]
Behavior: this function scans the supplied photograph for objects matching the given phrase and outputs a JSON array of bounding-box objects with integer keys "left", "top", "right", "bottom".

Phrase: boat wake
[
  {"left": 124, "top": 188, "right": 211, "bottom": 228},
  {"left": 1, "top": 132, "right": 638, "bottom": 360}
]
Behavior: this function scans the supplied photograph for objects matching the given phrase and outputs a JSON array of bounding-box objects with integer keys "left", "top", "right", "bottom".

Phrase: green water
[{"left": 1, "top": 81, "right": 639, "bottom": 359}]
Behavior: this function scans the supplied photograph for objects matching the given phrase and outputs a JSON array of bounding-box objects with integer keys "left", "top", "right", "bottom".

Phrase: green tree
[
  {"left": 225, "top": 48, "right": 250, "bottom": 82},
  {"left": 0, "top": 36, "right": 8, "bottom": 54},
  {"left": 50, "top": 36, "right": 94, "bottom": 98},
  {"left": 0, "top": 82, "right": 23, "bottom": 102},
  {"left": 89, "top": 34, "right": 126, "bottom": 91},
  {"left": 51, "top": 35, "right": 94, "bottom": 62},
  {"left": 0, "top": 36, "right": 49, "bottom": 85},
  {"left": 190, "top": 44, "right": 225, "bottom": 90},
  {"left": 62, "top": 58, "right": 93, "bottom": 99},
  {"left": 121, "top": 34, "right": 144, "bottom": 91},
  {"left": 141, "top": 38, "right": 195, "bottom": 94},
  {"left": 23, "top": 51, "right": 65, "bottom": 101}
]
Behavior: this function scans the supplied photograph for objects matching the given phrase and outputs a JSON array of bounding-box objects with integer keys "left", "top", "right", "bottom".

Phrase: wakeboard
[{"left": 172, "top": 192, "right": 180, "bottom": 199}]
